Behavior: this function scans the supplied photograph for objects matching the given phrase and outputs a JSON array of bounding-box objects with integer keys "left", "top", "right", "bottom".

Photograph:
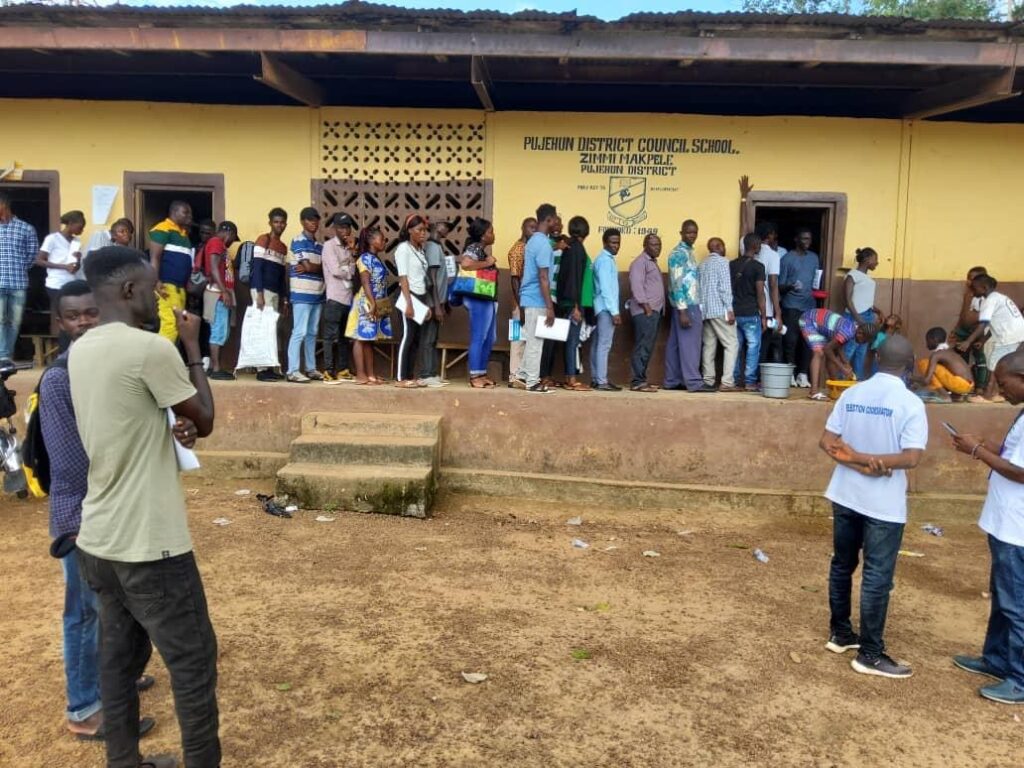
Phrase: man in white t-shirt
[
  {"left": 755, "top": 221, "right": 785, "bottom": 374},
  {"left": 819, "top": 335, "right": 927, "bottom": 679},
  {"left": 951, "top": 349, "right": 1024, "bottom": 704},
  {"left": 958, "top": 274, "right": 1024, "bottom": 402}
]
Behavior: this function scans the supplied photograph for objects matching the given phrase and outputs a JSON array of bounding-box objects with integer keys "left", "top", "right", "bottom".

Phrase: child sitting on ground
[{"left": 912, "top": 326, "right": 974, "bottom": 402}]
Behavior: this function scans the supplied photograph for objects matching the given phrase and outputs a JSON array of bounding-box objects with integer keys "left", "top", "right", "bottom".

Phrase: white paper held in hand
[
  {"left": 167, "top": 409, "right": 201, "bottom": 472},
  {"left": 395, "top": 293, "right": 431, "bottom": 325},
  {"left": 535, "top": 315, "right": 570, "bottom": 342}
]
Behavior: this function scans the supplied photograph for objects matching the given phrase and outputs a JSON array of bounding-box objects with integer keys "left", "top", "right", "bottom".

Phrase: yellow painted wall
[
  {"left": 3, "top": 99, "right": 1024, "bottom": 286},
  {"left": 904, "top": 120, "right": 1024, "bottom": 283},
  {"left": 1, "top": 99, "right": 313, "bottom": 247},
  {"left": 489, "top": 111, "right": 905, "bottom": 275}
]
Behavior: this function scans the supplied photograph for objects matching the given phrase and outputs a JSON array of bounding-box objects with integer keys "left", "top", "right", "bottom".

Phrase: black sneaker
[
  {"left": 527, "top": 384, "right": 552, "bottom": 394},
  {"left": 208, "top": 370, "right": 235, "bottom": 381},
  {"left": 825, "top": 631, "right": 861, "bottom": 654},
  {"left": 256, "top": 370, "right": 280, "bottom": 382},
  {"left": 851, "top": 652, "right": 913, "bottom": 679}
]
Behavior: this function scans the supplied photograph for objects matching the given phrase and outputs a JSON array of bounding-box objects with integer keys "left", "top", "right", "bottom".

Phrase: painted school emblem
[{"left": 607, "top": 176, "right": 648, "bottom": 228}]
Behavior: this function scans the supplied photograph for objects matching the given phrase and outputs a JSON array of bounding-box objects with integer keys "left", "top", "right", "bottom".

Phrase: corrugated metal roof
[{"left": 0, "top": 2, "right": 1017, "bottom": 34}]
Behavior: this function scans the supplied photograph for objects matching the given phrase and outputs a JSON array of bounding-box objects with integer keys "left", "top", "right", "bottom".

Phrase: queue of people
[{"left": 3, "top": 186, "right": 1023, "bottom": 403}]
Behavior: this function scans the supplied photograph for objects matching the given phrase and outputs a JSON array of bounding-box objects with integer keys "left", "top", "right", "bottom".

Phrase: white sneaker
[
  {"left": 287, "top": 372, "right": 310, "bottom": 383},
  {"left": 791, "top": 375, "right": 798, "bottom": 387},
  {"left": 796, "top": 373, "right": 811, "bottom": 388},
  {"left": 421, "top": 376, "right": 448, "bottom": 388}
]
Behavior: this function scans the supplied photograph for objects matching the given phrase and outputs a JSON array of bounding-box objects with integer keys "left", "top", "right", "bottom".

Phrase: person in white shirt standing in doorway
[
  {"left": 957, "top": 273, "right": 1024, "bottom": 403},
  {"left": 36, "top": 210, "right": 86, "bottom": 349},
  {"left": 951, "top": 349, "right": 1024, "bottom": 704},
  {"left": 818, "top": 335, "right": 927, "bottom": 679}
]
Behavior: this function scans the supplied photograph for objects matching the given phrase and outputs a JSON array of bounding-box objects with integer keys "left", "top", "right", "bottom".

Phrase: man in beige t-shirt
[{"left": 73, "top": 246, "right": 217, "bottom": 768}]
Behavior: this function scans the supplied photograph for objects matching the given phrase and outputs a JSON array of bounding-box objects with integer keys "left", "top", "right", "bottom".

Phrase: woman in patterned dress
[{"left": 346, "top": 226, "right": 393, "bottom": 384}]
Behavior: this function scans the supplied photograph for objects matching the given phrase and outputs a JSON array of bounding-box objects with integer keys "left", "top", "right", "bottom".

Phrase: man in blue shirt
[
  {"left": 513, "top": 203, "right": 557, "bottom": 393},
  {"left": 590, "top": 228, "right": 622, "bottom": 391},
  {"left": 780, "top": 228, "right": 820, "bottom": 388},
  {"left": 40, "top": 279, "right": 167, "bottom": 742},
  {"left": 0, "top": 190, "right": 39, "bottom": 360}
]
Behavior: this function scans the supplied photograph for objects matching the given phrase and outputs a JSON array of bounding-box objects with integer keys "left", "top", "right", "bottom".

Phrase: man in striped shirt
[
  {"left": 286, "top": 207, "right": 325, "bottom": 383},
  {"left": 148, "top": 201, "right": 194, "bottom": 346},
  {"left": 251, "top": 208, "right": 289, "bottom": 381}
]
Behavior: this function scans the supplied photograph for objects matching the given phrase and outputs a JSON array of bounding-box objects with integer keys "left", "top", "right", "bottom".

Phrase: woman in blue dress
[{"left": 346, "top": 226, "right": 393, "bottom": 384}]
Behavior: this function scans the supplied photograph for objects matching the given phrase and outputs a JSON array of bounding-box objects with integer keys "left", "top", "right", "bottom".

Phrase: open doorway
[
  {"left": 0, "top": 171, "right": 59, "bottom": 360},
  {"left": 124, "top": 172, "right": 224, "bottom": 248},
  {"left": 745, "top": 192, "right": 848, "bottom": 311}
]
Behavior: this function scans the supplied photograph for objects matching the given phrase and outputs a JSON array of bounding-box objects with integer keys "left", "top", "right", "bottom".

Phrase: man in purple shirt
[
  {"left": 628, "top": 234, "right": 665, "bottom": 392},
  {"left": 41, "top": 280, "right": 191, "bottom": 742}
]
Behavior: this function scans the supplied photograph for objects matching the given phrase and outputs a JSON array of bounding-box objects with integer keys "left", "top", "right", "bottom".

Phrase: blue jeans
[
  {"left": 288, "top": 301, "right": 323, "bottom": 374},
  {"left": 734, "top": 315, "right": 762, "bottom": 385},
  {"left": 828, "top": 502, "right": 905, "bottom": 658},
  {"left": 589, "top": 310, "right": 616, "bottom": 385},
  {"left": 0, "top": 287, "right": 26, "bottom": 360},
  {"left": 843, "top": 308, "right": 876, "bottom": 379},
  {"left": 62, "top": 551, "right": 102, "bottom": 722},
  {"left": 983, "top": 534, "right": 1024, "bottom": 687},
  {"left": 465, "top": 297, "right": 497, "bottom": 377}
]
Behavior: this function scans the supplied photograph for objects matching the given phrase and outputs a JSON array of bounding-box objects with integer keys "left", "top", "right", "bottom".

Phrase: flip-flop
[
  {"left": 76, "top": 717, "right": 156, "bottom": 742},
  {"left": 631, "top": 384, "right": 658, "bottom": 393},
  {"left": 469, "top": 377, "right": 495, "bottom": 389},
  {"left": 809, "top": 392, "right": 830, "bottom": 401}
]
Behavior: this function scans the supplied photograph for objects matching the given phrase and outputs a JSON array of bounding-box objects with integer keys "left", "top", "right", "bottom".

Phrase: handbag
[
  {"left": 187, "top": 242, "right": 208, "bottom": 299},
  {"left": 451, "top": 265, "right": 498, "bottom": 300}
]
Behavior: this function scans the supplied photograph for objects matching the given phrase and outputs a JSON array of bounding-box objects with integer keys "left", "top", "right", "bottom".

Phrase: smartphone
[{"left": 942, "top": 421, "right": 959, "bottom": 436}]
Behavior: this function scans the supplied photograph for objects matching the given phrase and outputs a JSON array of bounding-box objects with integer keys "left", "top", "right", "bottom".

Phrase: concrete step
[
  {"left": 300, "top": 411, "right": 441, "bottom": 439},
  {"left": 289, "top": 434, "right": 438, "bottom": 466},
  {"left": 277, "top": 463, "right": 435, "bottom": 518},
  {"left": 193, "top": 450, "right": 288, "bottom": 480}
]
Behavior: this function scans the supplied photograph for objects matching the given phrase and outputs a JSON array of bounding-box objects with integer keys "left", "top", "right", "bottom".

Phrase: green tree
[
  {"left": 741, "top": 0, "right": 1000, "bottom": 18},
  {"left": 862, "top": 0, "right": 998, "bottom": 20},
  {"left": 741, "top": 0, "right": 852, "bottom": 11}
]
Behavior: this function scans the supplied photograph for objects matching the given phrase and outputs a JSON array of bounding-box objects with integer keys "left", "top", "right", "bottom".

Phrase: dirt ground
[{"left": 0, "top": 480, "right": 1019, "bottom": 768}]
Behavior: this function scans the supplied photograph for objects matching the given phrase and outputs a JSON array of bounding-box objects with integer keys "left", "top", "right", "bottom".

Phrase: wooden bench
[
  {"left": 438, "top": 340, "right": 512, "bottom": 381},
  {"left": 24, "top": 334, "right": 60, "bottom": 367},
  {"left": 316, "top": 335, "right": 397, "bottom": 379}
]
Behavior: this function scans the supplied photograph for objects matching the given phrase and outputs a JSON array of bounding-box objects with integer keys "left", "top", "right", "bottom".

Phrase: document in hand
[
  {"left": 395, "top": 293, "right": 431, "bottom": 324},
  {"left": 535, "top": 315, "right": 570, "bottom": 342},
  {"left": 167, "top": 409, "right": 200, "bottom": 472}
]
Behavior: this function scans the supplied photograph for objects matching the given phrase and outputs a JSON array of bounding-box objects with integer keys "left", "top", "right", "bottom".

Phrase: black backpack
[{"left": 22, "top": 356, "right": 69, "bottom": 497}]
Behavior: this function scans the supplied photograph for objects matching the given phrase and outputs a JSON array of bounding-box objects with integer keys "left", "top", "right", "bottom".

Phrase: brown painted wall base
[{"left": 7, "top": 372, "right": 1000, "bottom": 497}]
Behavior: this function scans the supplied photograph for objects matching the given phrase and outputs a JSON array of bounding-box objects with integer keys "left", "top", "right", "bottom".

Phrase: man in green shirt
[{"left": 73, "top": 246, "right": 217, "bottom": 768}]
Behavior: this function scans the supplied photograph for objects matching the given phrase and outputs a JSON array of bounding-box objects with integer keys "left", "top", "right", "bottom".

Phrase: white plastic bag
[{"left": 235, "top": 306, "right": 280, "bottom": 371}]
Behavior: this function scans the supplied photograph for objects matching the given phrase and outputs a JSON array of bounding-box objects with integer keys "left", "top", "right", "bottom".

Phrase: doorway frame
[
  {"left": 0, "top": 170, "right": 61, "bottom": 232},
  {"left": 743, "top": 191, "right": 848, "bottom": 308},
  {"left": 123, "top": 171, "right": 225, "bottom": 246}
]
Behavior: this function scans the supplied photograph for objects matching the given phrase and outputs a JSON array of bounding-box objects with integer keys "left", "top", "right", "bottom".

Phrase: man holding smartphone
[
  {"left": 818, "top": 335, "right": 928, "bottom": 679},
  {"left": 951, "top": 349, "right": 1024, "bottom": 704}
]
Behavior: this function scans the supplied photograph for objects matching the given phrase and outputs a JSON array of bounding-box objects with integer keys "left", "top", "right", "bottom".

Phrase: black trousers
[
  {"left": 322, "top": 299, "right": 352, "bottom": 373},
  {"left": 760, "top": 326, "right": 784, "bottom": 367},
  {"left": 418, "top": 316, "right": 440, "bottom": 378},
  {"left": 79, "top": 550, "right": 220, "bottom": 768},
  {"left": 782, "top": 307, "right": 810, "bottom": 376},
  {"left": 631, "top": 311, "right": 661, "bottom": 387},
  {"left": 540, "top": 306, "right": 569, "bottom": 380}
]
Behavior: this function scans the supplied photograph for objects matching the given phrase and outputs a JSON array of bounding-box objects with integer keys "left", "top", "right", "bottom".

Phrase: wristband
[
  {"left": 187, "top": 361, "right": 205, "bottom": 369},
  {"left": 971, "top": 444, "right": 982, "bottom": 459}
]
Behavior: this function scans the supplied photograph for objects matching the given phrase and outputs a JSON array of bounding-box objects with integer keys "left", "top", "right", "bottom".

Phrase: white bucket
[{"left": 760, "top": 362, "right": 795, "bottom": 399}]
